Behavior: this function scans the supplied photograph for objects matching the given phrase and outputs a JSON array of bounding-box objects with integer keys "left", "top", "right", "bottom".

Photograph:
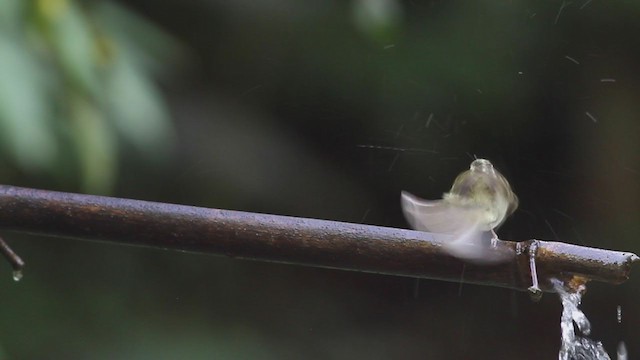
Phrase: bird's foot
[{"left": 490, "top": 229, "right": 499, "bottom": 248}]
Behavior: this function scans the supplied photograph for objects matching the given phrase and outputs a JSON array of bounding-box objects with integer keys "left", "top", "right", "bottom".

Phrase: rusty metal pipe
[{"left": 0, "top": 185, "right": 636, "bottom": 292}]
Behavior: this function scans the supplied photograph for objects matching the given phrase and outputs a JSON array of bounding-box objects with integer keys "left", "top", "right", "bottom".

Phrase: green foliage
[
  {"left": 0, "top": 0, "right": 180, "bottom": 193},
  {"left": 352, "top": 0, "right": 403, "bottom": 45},
  {"left": 0, "top": 34, "right": 57, "bottom": 172}
]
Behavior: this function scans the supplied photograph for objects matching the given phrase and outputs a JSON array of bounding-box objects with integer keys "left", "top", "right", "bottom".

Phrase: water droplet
[
  {"left": 616, "top": 305, "right": 622, "bottom": 323},
  {"left": 617, "top": 342, "right": 627, "bottom": 360},
  {"left": 12, "top": 270, "right": 22, "bottom": 282}
]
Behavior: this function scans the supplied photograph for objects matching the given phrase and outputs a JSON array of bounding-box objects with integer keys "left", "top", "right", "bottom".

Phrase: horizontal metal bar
[{"left": 0, "top": 185, "right": 636, "bottom": 292}]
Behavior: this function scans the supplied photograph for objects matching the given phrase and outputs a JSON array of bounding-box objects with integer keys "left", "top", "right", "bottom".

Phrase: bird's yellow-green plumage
[
  {"left": 401, "top": 159, "right": 518, "bottom": 263},
  {"left": 445, "top": 159, "right": 518, "bottom": 230}
]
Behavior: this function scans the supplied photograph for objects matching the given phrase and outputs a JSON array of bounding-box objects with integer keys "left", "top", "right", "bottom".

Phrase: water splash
[
  {"left": 12, "top": 269, "right": 22, "bottom": 282},
  {"left": 552, "top": 278, "right": 611, "bottom": 360}
]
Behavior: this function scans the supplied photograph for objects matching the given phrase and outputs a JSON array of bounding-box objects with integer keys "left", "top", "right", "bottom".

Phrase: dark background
[{"left": 0, "top": 0, "right": 638, "bottom": 358}]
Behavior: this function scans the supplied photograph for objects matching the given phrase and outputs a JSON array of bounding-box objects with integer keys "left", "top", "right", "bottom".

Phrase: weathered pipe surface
[{"left": 0, "top": 185, "right": 636, "bottom": 292}]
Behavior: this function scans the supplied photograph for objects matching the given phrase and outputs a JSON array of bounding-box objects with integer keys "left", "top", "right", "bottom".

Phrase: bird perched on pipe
[{"left": 401, "top": 159, "right": 518, "bottom": 264}]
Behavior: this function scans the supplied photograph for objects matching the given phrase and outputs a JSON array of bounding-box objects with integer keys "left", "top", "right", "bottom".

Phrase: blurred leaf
[
  {"left": 0, "top": 0, "right": 23, "bottom": 31},
  {"left": 97, "top": 2, "right": 179, "bottom": 157},
  {"left": 69, "top": 96, "right": 117, "bottom": 194},
  {"left": 96, "top": 2, "right": 185, "bottom": 75},
  {"left": 352, "top": 0, "right": 403, "bottom": 44},
  {"left": 0, "top": 35, "right": 57, "bottom": 172},
  {"left": 105, "top": 56, "right": 174, "bottom": 156},
  {"left": 47, "top": 0, "right": 101, "bottom": 96},
  {"left": 0, "top": 0, "right": 182, "bottom": 189}
]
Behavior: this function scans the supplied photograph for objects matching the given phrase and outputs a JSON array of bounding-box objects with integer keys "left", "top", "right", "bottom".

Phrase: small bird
[{"left": 401, "top": 159, "right": 518, "bottom": 263}]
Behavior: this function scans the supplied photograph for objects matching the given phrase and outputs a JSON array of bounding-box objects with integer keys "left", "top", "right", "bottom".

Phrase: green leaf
[
  {"left": 95, "top": 2, "right": 185, "bottom": 75},
  {"left": 352, "top": 0, "right": 403, "bottom": 44},
  {"left": 49, "top": 2, "right": 101, "bottom": 97},
  {"left": 105, "top": 56, "right": 173, "bottom": 157},
  {"left": 0, "top": 34, "right": 58, "bottom": 172},
  {"left": 0, "top": 0, "right": 23, "bottom": 31},
  {"left": 69, "top": 96, "right": 117, "bottom": 194}
]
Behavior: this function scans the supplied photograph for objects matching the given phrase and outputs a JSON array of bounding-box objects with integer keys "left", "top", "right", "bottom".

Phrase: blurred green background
[{"left": 0, "top": 0, "right": 639, "bottom": 358}]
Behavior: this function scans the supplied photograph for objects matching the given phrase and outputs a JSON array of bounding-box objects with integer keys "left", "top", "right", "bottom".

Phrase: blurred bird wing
[
  {"left": 444, "top": 227, "right": 513, "bottom": 264},
  {"left": 443, "top": 222, "right": 489, "bottom": 262},
  {"left": 401, "top": 191, "right": 511, "bottom": 264},
  {"left": 400, "top": 191, "right": 482, "bottom": 234}
]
